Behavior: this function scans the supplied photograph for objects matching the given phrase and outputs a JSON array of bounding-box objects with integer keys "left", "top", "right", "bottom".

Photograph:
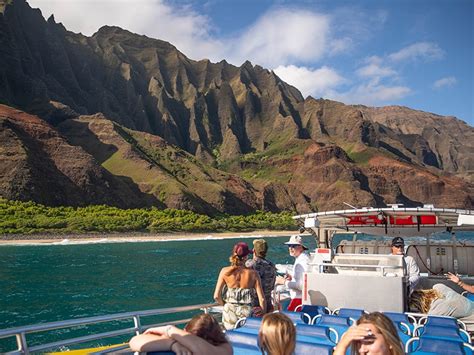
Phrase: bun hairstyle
[{"left": 229, "top": 242, "right": 250, "bottom": 266}]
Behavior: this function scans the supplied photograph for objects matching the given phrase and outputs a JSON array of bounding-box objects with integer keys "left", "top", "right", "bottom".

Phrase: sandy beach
[{"left": 0, "top": 230, "right": 296, "bottom": 245}]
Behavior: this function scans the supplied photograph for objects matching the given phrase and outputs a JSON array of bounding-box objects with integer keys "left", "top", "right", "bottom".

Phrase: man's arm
[{"left": 406, "top": 256, "right": 420, "bottom": 288}]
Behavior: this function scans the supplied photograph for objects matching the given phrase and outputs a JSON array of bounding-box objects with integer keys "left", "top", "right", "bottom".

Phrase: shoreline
[{"left": 0, "top": 230, "right": 296, "bottom": 245}]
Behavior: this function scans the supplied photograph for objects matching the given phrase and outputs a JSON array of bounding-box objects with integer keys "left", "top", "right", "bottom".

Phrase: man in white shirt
[
  {"left": 391, "top": 236, "right": 420, "bottom": 292},
  {"left": 275, "top": 235, "right": 310, "bottom": 311}
]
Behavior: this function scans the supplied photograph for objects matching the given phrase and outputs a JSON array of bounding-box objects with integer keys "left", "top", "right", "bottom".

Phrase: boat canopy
[{"left": 294, "top": 206, "right": 474, "bottom": 237}]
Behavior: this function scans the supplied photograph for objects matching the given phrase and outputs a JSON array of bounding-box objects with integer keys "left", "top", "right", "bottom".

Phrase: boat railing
[{"left": 0, "top": 302, "right": 218, "bottom": 355}]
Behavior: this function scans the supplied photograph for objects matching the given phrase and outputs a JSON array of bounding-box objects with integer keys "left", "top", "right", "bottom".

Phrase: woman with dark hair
[
  {"left": 214, "top": 242, "right": 266, "bottom": 329},
  {"left": 334, "top": 312, "right": 403, "bottom": 355},
  {"left": 129, "top": 313, "right": 231, "bottom": 355}
]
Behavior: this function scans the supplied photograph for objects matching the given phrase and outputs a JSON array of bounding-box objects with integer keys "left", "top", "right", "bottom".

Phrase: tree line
[{"left": 0, "top": 199, "right": 297, "bottom": 235}]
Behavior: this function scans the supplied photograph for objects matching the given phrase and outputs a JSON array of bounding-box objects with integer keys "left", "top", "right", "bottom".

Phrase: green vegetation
[
  {"left": 343, "top": 144, "right": 377, "bottom": 165},
  {"left": 0, "top": 199, "right": 297, "bottom": 235},
  {"left": 222, "top": 137, "right": 310, "bottom": 183}
]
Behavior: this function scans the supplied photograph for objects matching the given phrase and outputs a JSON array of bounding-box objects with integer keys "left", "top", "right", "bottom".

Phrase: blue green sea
[
  {"left": 1, "top": 232, "right": 473, "bottom": 352},
  {"left": 0, "top": 235, "right": 306, "bottom": 352}
]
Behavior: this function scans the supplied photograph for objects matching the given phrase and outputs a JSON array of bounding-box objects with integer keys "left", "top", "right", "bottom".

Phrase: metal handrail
[{"left": 0, "top": 302, "right": 218, "bottom": 355}]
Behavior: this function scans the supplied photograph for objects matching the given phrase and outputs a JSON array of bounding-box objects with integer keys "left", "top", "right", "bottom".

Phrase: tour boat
[{"left": 1, "top": 205, "right": 473, "bottom": 354}]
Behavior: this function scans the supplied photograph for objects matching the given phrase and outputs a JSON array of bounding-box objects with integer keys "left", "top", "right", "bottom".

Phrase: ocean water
[
  {"left": 0, "top": 235, "right": 307, "bottom": 351},
  {"left": 0, "top": 232, "right": 472, "bottom": 351}
]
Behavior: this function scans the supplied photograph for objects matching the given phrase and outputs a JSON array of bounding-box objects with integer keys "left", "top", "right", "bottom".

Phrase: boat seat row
[
  {"left": 414, "top": 324, "right": 471, "bottom": 343},
  {"left": 382, "top": 313, "right": 471, "bottom": 347},
  {"left": 406, "top": 337, "right": 474, "bottom": 355},
  {"left": 148, "top": 315, "right": 473, "bottom": 355},
  {"left": 226, "top": 330, "right": 334, "bottom": 355},
  {"left": 232, "top": 310, "right": 472, "bottom": 349},
  {"left": 234, "top": 316, "right": 339, "bottom": 345}
]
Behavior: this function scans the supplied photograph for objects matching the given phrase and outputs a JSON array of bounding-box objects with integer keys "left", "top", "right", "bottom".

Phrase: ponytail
[{"left": 229, "top": 254, "right": 245, "bottom": 267}]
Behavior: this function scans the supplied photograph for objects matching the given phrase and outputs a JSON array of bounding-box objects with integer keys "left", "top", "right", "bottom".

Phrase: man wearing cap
[
  {"left": 275, "top": 235, "right": 310, "bottom": 311},
  {"left": 246, "top": 239, "right": 277, "bottom": 313},
  {"left": 391, "top": 237, "right": 420, "bottom": 292}
]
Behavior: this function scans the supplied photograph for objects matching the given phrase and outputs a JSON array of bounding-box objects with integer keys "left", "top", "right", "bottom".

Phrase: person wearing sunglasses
[
  {"left": 390, "top": 237, "right": 420, "bottom": 293},
  {"left": 275, "top": 235, "right": 310, "bottom": 311}
]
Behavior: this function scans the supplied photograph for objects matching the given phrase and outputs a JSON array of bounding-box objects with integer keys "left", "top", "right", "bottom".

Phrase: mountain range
[{"left": 0, "top": 0, "right": 472, "bottom": 214}]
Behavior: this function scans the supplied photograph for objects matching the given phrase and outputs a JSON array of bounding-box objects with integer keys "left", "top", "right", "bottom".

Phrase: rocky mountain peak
[{"left": 0, "top": 0, "right": 472, "bottom": 212}]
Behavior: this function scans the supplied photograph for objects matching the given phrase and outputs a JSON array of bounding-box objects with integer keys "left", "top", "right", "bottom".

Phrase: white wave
[{"left": 0, "top": 233, "right": 289, "bottom": 246}]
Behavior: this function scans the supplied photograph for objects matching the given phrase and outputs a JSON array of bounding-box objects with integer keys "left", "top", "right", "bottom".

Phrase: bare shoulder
[
  {"left": 220, "top": 266, "right": 232, "bottom": 274},
  {"left": 245, "top": 267, "right": 259, "bottom": 279}
]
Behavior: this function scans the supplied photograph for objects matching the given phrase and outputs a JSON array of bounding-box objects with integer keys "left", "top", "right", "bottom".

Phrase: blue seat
[
  {"left": 462, "top": 292, "right": 474, "bottom": 301},
  {"left": 397, "top": 329, "right": 411, "bottom": 347},
  {"left": 295, "top": 340, "right": 334, "bottom": 355},
  {"left": 419, "top": 315, "right": 465, "bottom": 330},
  {"left": 383, "top": 311, "right": 416, "bottom": 334},
  {"left": 406, "top": 337, "right": 473, "bottom": 355},
  {"left": 333, "top": 308, "right": 366, "bottom": 321},
  {"left": 281, "top": 310, "right": 306, "bottom": 324},
  {"left": 228, "top": 330, "right": 335, "bottom": 355},
  {"left": 295, "top": 324, "right": 337, "bottom": 345},
  {"left": 226, "top": 330, "right": 261, "bottom": 355},
  {"left": 300, "top": 305, "right": 331, "bottom": 324},
  {"left": 234, "top": 317, "right": 262, "bottom": 333},
  {"left": 312, "top": 314, "right": 351, "bottom": 340},
  {"left": 414, "top": 324, "right": 471, "bottom": 344}
]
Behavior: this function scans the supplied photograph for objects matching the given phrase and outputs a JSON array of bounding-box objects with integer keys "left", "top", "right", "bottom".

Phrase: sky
[{"left": 28, "top": 0, "right": 473, "bottom": 126}]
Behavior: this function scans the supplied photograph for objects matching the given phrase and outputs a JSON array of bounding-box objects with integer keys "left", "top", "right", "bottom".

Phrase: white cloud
[
  {"left": 273, "top": 65, "right": 345, "bottom": 98},
  {"left": 330, "top": 83, "right": 411, "bottom": 106},
  {"left": 356, "top": 56, "right": 396, "bottom": 79},
  {"left": 433, "top": 76, "right": 457, "bottom": 89},
  {"left": 229, "top": 8, "right": 331, "bottom": 67},
  {"left": 388, "top": 42, "right": 444, "bottom": 62},
  {"left": 27, "top": 1, "right": 347, "bottom": 67}
]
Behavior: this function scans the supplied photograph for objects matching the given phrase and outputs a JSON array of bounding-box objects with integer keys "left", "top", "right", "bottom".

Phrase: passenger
[
  {"left": 128, "top": 313, "right": 231, "bottom": 355},
  {"left": 258, "top": 312, "right": 296, "bottom": 355},
  {"left": 214, "top": 242, "right": 266, "bottom": 330},
  {"left": 275, "top": 235, "right": 310, "bottom": 311},
  {"left": 245, "top": 239, "right": 277, "bottom": 313},
  {"left": 334, "top": 312, "right": 404, "bottom": 355},
  {"left": 447, "top": 272, "right": 474, "bottom": 293},
  {"left": 390, "top": 237, "right": 420, "bottom": 292},
  {"left": 410, "top": 283, "right": 474, "bottom": 318}
]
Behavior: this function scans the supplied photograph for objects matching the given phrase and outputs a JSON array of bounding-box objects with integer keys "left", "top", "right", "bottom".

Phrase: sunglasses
[
  {"left": 393, "top": 245, "right": 404, "bottom": 248},
  {"left": 287, "top": 244, "right": 300, "bottom": 248}
]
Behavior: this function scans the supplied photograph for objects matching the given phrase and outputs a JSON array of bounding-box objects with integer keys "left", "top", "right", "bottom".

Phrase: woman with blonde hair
[
  {"left": 258, "top": 312, "right": 296, "bottom": 355},
  {"left": 334, "top": 312, "right": 403, "bottom": 355},
  {"left": 410, "top": 283, "right": 473, "bottom": 318},
  {"left": 129, "top": 313, "right": 231, "bottom": 355},
  {"left": 214, "top": 242, "right": 266, "bottom": 329}
]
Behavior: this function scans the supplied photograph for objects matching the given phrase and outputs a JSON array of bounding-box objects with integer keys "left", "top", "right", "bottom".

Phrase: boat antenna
[{"left": 343, "top": 202, "right": 357, "bottom": 209}]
